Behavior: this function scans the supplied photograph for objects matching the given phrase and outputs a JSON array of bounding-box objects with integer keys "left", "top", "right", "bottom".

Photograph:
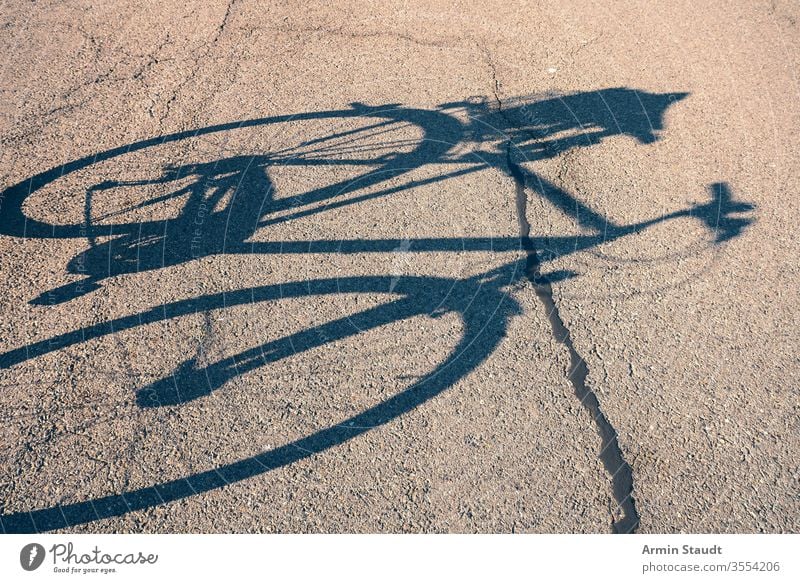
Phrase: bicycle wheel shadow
[
  {"left": 1, "top": 261, "right": 529, "bottom": 532},
  {"left": 0, "top": 87, "right": 756, "bottom": 533},
  {"left": 11, "top": 88, "right": 754, "bottom": 305}
]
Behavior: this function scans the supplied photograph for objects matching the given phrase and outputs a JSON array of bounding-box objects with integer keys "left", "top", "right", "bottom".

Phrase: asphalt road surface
[{"left": 1, "top": 0, "right": 798, "bottom": 533}]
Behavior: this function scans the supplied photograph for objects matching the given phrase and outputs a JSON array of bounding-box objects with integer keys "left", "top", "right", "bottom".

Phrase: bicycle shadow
[
  {"left": 0, "top": 88, "right": 756, "bottom": 533},
  {"left": 17, "top": 87, "right": 734, "bottom": 306}
]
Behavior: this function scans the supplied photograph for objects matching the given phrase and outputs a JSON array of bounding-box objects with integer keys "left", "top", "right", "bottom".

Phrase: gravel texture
[{"left": 0, "top": 0, "right": 798, "bottom": 533}]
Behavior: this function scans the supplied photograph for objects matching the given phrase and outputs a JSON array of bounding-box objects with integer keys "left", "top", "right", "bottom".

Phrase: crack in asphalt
[
  {"left": 1, "top": 29, "right": 176, "bottom": 148},
  {"left": 157, "top": 0, "right": 238, "bottom": 126},
  {"left": 505, "top": 142, "right": 641, "bottom": 534},
  {"left": 478, "top": 44, "right": 503, "bottom": 112},
  {"left": 273, "top": 22, "right": 465, "bottom": 50}
]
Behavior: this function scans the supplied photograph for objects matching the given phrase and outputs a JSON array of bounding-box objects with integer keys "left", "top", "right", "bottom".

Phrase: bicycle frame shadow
[{"left": 0, "top": 88, "right": 756, "bottom": 533}]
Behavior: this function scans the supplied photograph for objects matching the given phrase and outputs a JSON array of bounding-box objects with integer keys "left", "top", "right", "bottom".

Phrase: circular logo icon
[{"left": 20, "top": 543, "right": 46, "bottom": 571}]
